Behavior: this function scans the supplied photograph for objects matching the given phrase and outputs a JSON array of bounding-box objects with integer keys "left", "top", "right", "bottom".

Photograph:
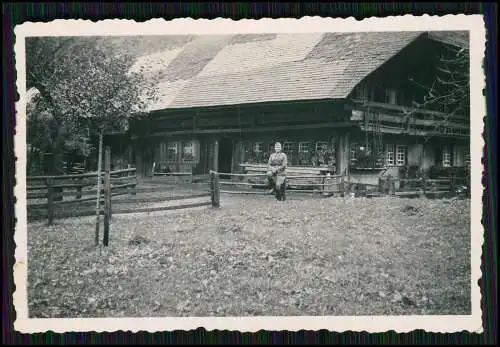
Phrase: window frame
[
  {"left": 383, "top": 144, "right": 407, "bottom": 167},
  {"left": 385, "top": 144, "right": 395, "bottom": 166},
  {"left": 298, "top": 141, "right": 311, "bottom": 154},
  {"left": 166, "top": 141, "right": 178, "bottom": 161},
  {"left": 395, "top": 145, "right": 407, "bottom": 166},
  {"left": 253, "top": 142, "right": 264, "bottom": 154},
  {"left": 385, "top": 88, "right": 398, "bottom": 105},
  {"left": 315, "top": 141, "right": 329, "bottom": 152},
  {"left": 349, "top": 143, "right": 358, "bottom": 166},
  {"left": 464, "top": 147, "right": 470, "bottom": 166},
  {"left": 442, "top": 145, "right": 452, "bottom": 167},
  {"left": 183, "top": 140, "right": 195, "bottom": 155},
  {"left": 283, "top": 141, "right": 295, "bottom": 153}
]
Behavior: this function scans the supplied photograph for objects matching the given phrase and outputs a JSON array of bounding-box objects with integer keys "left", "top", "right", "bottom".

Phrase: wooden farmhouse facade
[{"left": 106, "top": 31, "right": 470, "bottom": 184}]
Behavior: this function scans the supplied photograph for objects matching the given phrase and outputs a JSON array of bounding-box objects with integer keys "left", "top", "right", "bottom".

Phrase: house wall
[
  {"left": 422, "top": 144, "right": 437, "bottom": 171},
  {"left": 130, "top": 100, "right": 351, "bottom": 177},
  {"left": 231, "top": 127, "right": 345, "bottom": 173}
]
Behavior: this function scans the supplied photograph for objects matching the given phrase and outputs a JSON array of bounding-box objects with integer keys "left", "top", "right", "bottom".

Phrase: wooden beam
[
  {"left": 349, "top": 99, "right": 469, "bottom": 120},
  {"left": 132, "top": 122, "right": 353, "bottom": 139},
  {"left": 360, "top": 125, "right": 469, "bottom": 139},
  {"left": 148, "top": 98, "right": 340, "bottom": 115},
  {"left": 355, "top": 110, "right": 469, "bottom": 129}
]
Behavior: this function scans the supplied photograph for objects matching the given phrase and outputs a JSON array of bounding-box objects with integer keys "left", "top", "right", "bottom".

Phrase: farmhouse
[{"left": 107, "top": 31, "right": 470, "bottom": 184}]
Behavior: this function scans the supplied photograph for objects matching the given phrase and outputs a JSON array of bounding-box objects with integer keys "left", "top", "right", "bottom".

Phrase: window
[
  {"left": 385, "top": 144, "right": 395, "bottom": 166},
  {"left": 168, "top": 142, "right": 178, "bottom": 153},
  {"left": 384, "top": 144, "right": 406, "bottom": 166},
  {"left": 464, "top": 148, "right": 470, "bottom": 166},
  {"left": 385, "top": 88, "right": 398, "bottom": 105},
  {"left": 442, "top": 145, "right": 452, "bottom": 167},
  {"left": 167, "top": 142, "right": 178, "bottom": 161},
  {"left": 396, "top": 145, "right": 407, "bottom": 166},
  {"left": 283, "top": 142, "right": 296, "bottom": 153},
  {"left": 183, "top": 141, "right": 194, "bottom": 155},
  {"left": 316, "top": 141, "right": 328, "bottom": 152},
  {"left": 355, "top": 83, "right": 369, "bottom": 100},
  {"left": 253, "top": 142, "right": 264, "bottom": 153},
  {"left": 350, "top": 143, "right": 358, "bottom": 166},
  {"left": 182, "top": 141, "right": 195, "bottom": 162},
  {"left": 444, "top": 127, "right": 455, "bottom": 135},
  {"left": 298, "top": 142, "right": 310, "bottom": 154}
]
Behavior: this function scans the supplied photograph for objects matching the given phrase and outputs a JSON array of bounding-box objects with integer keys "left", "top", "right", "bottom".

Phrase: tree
[
  {"left": 408, "top": 42, "right": 470, "bottom": 142},
  {"left": 26, "top": 37, "right": 160, "bottom": 245},
  {"left": 407, "top": 39, "right": 470, "bottom": 188}
]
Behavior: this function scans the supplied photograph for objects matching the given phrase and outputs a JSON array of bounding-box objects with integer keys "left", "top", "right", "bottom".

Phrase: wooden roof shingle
[{"left": 127, "top": 31, "right": 466, "bottom": 110}]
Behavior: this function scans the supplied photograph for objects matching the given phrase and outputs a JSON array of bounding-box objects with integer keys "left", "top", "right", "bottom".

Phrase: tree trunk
[
  {"left": 94, "top": 130, "right": 104, "bottom": 247},
  {"left": 52, "top": 134, "right": 65, "bottom": 175},
  {"left": 51, "top": 125, "right": 66, "bottom": 201}
]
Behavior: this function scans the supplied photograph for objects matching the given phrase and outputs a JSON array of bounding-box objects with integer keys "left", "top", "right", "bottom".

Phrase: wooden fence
[
  {"left": 392, "top": 176, "right": 468, "bottom": 197},
  {"left": 209, "top": 170, "right": 346, "bottom": 202},
  {"left": 27, "top": 165, "right": 138, "bottom": 224},
  {"left": 28, "top": 147, "right": 218, "bottom": 246},
  {"left": 212, "top": 166, "right": 468, "bottom": 200}
]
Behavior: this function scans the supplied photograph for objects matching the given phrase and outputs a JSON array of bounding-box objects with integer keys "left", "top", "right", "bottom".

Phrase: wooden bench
[{"left": 239, "top": 163, "right": 345, "bottom": 196}]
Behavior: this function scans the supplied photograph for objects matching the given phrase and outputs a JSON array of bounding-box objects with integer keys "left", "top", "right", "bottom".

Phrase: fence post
[
  {"left": 388, "top": 176, "right": 396, "bottom": 196},
  {"left": 103, "top": 146, "right": 111, "bottom": 246},
  {"left": 46, "top": 178, "right": 54, "bottom": 225},
  {"left": 129, "top": 164, "right": 137, "bottom": 196},
  {"left": 340, "top": 173, "right": 344, "bottom": 196},
  {"left": 76, "top": 177, "right": 82, "bottom": 200},
  {"left": 210, "top": 171, "right": 220, "bottom": 208},
  {"left": 210, "top": 171, "right": 215, "bottom": 206},
  {"left": 214, "top": 172, "right": 220, "bottom": 207},
  {"left": 283, "top": 175, "right": 287, "bottom": 199}
]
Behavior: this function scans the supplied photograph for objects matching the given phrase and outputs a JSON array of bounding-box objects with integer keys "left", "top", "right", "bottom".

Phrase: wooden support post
[
  {"left": 46, "top": 178, "right": 54, "bottom": 225},
  {"left": 336, "top": 132, "right": 350, "bottom": 176},
  {"left": 213, "top": 139, "right": 219, "bottom": 172},
  {"left": 103, "top": 146, "right": 111, "bottom": 246}
]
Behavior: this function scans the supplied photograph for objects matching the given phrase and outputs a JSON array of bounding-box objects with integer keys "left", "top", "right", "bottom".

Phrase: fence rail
[
  {"left": 209, "top": 170, "right": 346, "bottom": 200},
  {"left": 28, "top": 154, "right": 470, "bottom": 246},
  {"left": 28, "top": 148, "right": 218, "bottom": 247},
  {"left": 212, "top": 168, "right": 468, "bottom": 200}
]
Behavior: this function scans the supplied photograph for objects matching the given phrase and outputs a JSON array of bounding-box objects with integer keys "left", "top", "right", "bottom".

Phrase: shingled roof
[{"left": 128, "top": 31, "right": 467, "bottom": 111}]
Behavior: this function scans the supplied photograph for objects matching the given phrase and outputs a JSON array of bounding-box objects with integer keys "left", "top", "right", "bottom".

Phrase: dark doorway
[{"left": 218, "top": 137, "right": 233, "bottom": 178}]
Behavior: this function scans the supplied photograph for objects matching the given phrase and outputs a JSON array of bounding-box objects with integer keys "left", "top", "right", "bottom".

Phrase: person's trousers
[{"left": 267, "top": 171, "right": 285, "bottom": 189}]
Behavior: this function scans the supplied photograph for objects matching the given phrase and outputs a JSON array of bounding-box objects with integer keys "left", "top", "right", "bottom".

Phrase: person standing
[{"left": 267, "top": 142, "right": 287, "bottom": 194}]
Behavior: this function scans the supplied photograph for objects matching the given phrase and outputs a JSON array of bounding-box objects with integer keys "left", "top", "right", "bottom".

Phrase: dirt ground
[{"left": 27, "top": 193, "right": 471, "bottom": 318}]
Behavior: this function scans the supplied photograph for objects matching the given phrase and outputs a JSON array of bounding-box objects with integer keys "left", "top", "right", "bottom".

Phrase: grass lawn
[{"left": 27, "top": 194, "right": 471, "bottom": 318}]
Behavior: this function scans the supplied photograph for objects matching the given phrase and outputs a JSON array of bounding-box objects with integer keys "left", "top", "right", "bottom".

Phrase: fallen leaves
[{"left": 27, "top": 195, "right": 471, "bottom": 317}]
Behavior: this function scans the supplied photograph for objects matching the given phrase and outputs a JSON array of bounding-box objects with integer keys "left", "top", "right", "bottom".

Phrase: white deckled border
[{"left": 13, "top": 15, "right": 486, "bottom": 333}]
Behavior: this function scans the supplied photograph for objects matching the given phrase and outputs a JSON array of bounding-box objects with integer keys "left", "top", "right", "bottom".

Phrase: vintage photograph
[{"left": 13, "top": 16, "right": 485, "bottom": 333}]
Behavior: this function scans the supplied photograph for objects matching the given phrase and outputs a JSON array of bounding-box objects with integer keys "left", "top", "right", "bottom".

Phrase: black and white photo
[{"left": 13, "top": 16, "right": 485, "bottom": 333}]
